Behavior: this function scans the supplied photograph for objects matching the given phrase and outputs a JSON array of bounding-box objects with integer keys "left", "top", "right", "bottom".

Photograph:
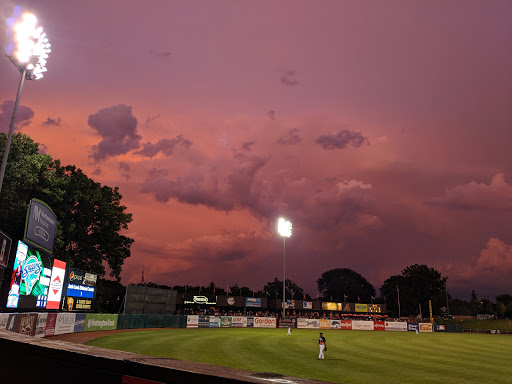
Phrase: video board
[
  {"left": 62, "top": 268, "right": 97, "bottom": 311},
  {"left": 6, "top": 240, "right": 65, "bottom": 309}
]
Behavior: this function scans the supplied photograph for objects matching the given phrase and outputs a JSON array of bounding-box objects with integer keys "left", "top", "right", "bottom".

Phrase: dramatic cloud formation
[
  {"left": 88, "top": 104, "right": 141, "bottom": 162},
  {"left": 428, "top": 174, "right": 512, "bottom": 210},
  {"left": 0, "top": 100, "right": 34, "bottom": 132},
  {"left": 277, "top": 128, "right": 302, "bottom": 145},
  {"left": 315, "top": 130, "right": 369, "bottom": 150},
  {"left": 135, "top": 135, "right": 192, "bottom": 158},
  {"left": 42, "top": 117, "right": 62, "bottom": 127}
]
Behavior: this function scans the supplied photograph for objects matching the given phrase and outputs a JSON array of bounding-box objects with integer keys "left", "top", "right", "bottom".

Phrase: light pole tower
[
  {"left": 277, "top": 218, "right": 292, "bottom": 318},
  {"left": 0, "top": 11, "right": 51, "bottom": 194}
]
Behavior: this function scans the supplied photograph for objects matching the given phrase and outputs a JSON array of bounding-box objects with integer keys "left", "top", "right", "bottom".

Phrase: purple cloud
[
  {"left": 277, "top": 128, "right": 302, "bottom": 145},
  {"left": 0, "top": 100, "right": 34, "bottom": 132},
  {"left": 135, "top": 135, "right": 192, "bottom": 158},
  {"left": 43, "top": 117, "right": 62, "bottom": 127},
  {"left": 315, "top": 129, "right": 369, "bottom": 150},
  {"left": 281, "top": 69, "right": 299, "bottom": 86},
  {"left": 88, "top": 104, "right": 141, "bottom": 162}
]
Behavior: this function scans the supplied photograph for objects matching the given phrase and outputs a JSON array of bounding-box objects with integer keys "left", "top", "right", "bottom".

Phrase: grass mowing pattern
[{"left": 86, "top": 328, "right": 512, "bottom": 384}]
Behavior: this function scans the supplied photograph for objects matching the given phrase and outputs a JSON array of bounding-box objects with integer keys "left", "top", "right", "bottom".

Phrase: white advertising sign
[
  {"left": 231, "top": 316, "right": 246, "bottom": 328},
  {"left": 352, "top": 320, "right": 374, "bottom": 330},
  {"left": 385, "top": 321, "right": 408, "bottom": 331},
  {"left": 253, "top": 317, "right": 276, "bottom": 328},
  {"left": 34, "top": 313, "right": 48, "bottom": 337},
  {"left": 187, "top": 315, "right": 199, "bottom": 328},
  {"left": 54, "top": 313, "right": 76, "bottom": 335},
  {"left": 0, "top": 314, "right": 9, "bottom": 330},
  {"left": 297, "top": 318, "right": 319, "bottom": 329}
]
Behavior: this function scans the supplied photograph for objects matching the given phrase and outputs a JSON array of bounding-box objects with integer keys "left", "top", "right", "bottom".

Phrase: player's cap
[{"left": 319, "top": 332, "right": 323, "bottom": 334}]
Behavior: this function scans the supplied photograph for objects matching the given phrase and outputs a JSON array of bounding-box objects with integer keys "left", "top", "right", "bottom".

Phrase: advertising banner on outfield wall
[
  {"left": 209, "top": 316, "right": 220, "bottom": 327},
  {"left": 297, "top": 318, "right": 319, "bottom": 329},
  {"left": 319, "top": 319, "right": 330, "bottom": 329},
  {"left": 407, "top": 322, "right": 419, "bottom": 332},
  {"left": 385, "top": 321, "right": 407, "bottom": 331},
  {"left": 0, "top": 314, "right": 9, "bottom": 330},
  {"left": 232, "top": 316, "right": 246, "bottom": 327},
  {"left": 339, "top": 320, "right": 352, "bottom": 330},
  {"left": 374, "top": 321, "right": 385, "bottom": 331},
  {"left": 330, "top": 320, "right": 341, "bottom": 329},
  {"left": 84, "top": 314, "right": 118, "bottom": 331},
  {"left": 247, "top": 317, "right": 254, "bottom": 327},
  {"left": 74, "top": 313, "right": 86, "bottom": 333},
  {"left": 35, "top": 313, "right": 47, "bottom": 337},
  {"left": 187, "top": 315, "right": 199, "bottom": 328},
  {"left": 419, "top": 323, "right": 433, "bottom": 332},
  {"left": 55, "top": 313, "right": 76, "bottom": 335},
  {"left": 220, "top": 316, "right": 232, "bottom": 327},
  {"left": 352, "top": 320, "right": 374, "bottom": 330},
  {"left": 278, "top": 318, "right": 296, "bottom": 328},
  {"left": 198, "top": 315, "right": 210, "bottom": 328},
  {"left": 15, "top": 313, "right": 38, "bottom": 336},
  {"left": 254, "top": 317, "right": 276, "bottom": 328},
  {"left": 45, "top": 313, "right": 57, "bottom": 336}
]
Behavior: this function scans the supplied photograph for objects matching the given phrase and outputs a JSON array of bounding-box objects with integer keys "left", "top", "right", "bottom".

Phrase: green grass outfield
[{"left": 86, "top": 328, "right": 512, "bottom": 384}]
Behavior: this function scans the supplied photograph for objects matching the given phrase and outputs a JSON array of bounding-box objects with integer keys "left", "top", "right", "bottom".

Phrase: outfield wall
[{"left": 0, "top": 312, "right": 460, "bottom": 338}]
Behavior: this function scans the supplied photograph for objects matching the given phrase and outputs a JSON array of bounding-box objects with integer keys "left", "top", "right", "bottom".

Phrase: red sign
[
  {"left": 374, "top": 321, "right": 385, "bottom": 330},
  {"left": 46, "top": 259, "right": 66, "bottom": 309},
  {"left": 339, "top": 320, "right": 352, "bottom": 330}
]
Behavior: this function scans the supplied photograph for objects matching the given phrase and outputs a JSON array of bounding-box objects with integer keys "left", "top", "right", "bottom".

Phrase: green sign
[
  {"left": 220, "top": 316, "right": 232, "bottom": 327},
  {"left": 84, "top": 313, "right": 118, "bottom": 331}
]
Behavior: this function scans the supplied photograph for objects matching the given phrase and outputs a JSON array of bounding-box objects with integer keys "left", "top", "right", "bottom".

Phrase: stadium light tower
[
  {"left": 278, "top": 218, "right": 292, "bottom": 318},
  {"left": 0, "top": 11, "right": 51, "bottom": 195}
]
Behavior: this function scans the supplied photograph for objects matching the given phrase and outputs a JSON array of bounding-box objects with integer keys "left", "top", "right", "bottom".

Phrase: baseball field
[{"left": 85, "top": 328, "right": 512, "bottom": 384}]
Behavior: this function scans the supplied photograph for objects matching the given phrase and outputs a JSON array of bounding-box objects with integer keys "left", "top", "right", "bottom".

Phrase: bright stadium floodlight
[
  {"left": 278, "top": 218, "right": 292, "bottom": 318},
  {"left": 0, "top": 10, "right": 51, "bottom": 194}
]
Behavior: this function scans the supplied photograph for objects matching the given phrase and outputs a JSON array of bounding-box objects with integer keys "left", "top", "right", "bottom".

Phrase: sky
[{"left": 1, "top": 0, "right": 511, "bottom": 301}]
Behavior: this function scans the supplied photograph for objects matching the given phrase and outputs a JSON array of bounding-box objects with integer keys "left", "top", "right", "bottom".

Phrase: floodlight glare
[
  {"left": 277, "top": 217, "right": 292, "bottom": 317},
  {"left": 278, "top": 218, "right": 292, "bottom": 237},
  {"left": 0, "top": 10, "right": 52, "bottom": 195}
]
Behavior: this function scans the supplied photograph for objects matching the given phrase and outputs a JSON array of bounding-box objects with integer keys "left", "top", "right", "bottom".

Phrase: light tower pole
[
  {"left": 1, "top": 11, "right": 51, "bottom": 195},
  {"left": 278, "top": 218, "right": 292, "bottom": 318}
]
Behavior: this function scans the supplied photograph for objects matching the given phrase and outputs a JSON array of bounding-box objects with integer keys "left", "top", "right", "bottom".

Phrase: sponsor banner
[
  {"left": 0, "top": 314, "right": 9, "bottom": 330},
  {"left": 44, "top": 313, "right": 57, "bottom": 336},
  {"left": 339, "top": 320, "right": 352, "bottom": 330},
  {"left": 278, "top": 318, "right": 296, "bottom": 328},
  {"left": 24, "top": 199, "right": 57, "bottom": 254},
  {"left": 198, "top": 315, "right": 210, "bottom": 328},
  {"left": 187, "top": 315, "right": 199, "bottom": 328},
  {"left": 246, "top": 317, "right": 254, "bottom": 328},
  {"left": 303, "top": 301, "right": 312, "bottom": 309},
  {"left": 183, "top": 294, "right": 217, "bottom": 305},
  {"left": 55, "top": 313, "right": 76, "bottom": 335},
  {"left": 368, "top": 304, "right": 382, "bottom": 313},
  {"left": 319, "top": 319, "right": 330, "bottom": 329},
  {"left": 341, "top": 303, "right": 354, "bottom": 312},
  {"left": 74, "top": 313, "right": 86, "bottom": 333},
  {"left": 435, "top": 324, "right": 446, "bottom": 332},
  {"left": 34, "top": 313, "right": 47, "bottom": 337},
  {"left": 84, "top": 314, "right": 118, "bottom": 332},
  {"left": 297, "top": 318, "right": 319, "bottom": 329},
  {"left": 246, "top": 297, "right": 261, "bottom": 307},
  {"left": 220, "top": 316, "right": 232, "bottom": 327},
  {"left": 64, "top": 296, "right": 94, "bottom": 311},
  {"left": 322, "top": 302, "right": 339, "bottom": 311},
  {"left": 407, "top": 322, "right": 419, "bottom": 332},
  {"left": 330, "top": 320, "right": 341, "bottom": 329},
  {"left": 5, "top": 314, "right": 17, "bottom": 332},
  {"left": 46, "top": 259, "right": 66, "bottom": 309},
  {"left": 231, "top": 316, "right": 246, "bottom": 328},
  {"left": 254, "top": 317, "right": 276, "bottom": 328},
  {"left": 352, "top": 320, "right": 374, "bottom": 331},
  {"left": 15, "top": 313, "right": 38, "bottom": 336},
  {"left": 284, "top": 300, "right": 294, "bottom": 309},
  {"left": 0, "top": 228, "right": 12, "bottom": 269},
  {"left": 209, "top": 316, "right": 220, "bottom": 328},
  {"left": 374, "top": 321, "right": 385, "bottom": 331},
  {"left": 419, "top": 323, "right": 433, "bottom": 333},
  {"left": 385, "top": 321, "right": 408, "bottom": 331},
  {"left": 355, "top": 304, "right": 368, "bottom": 313}
]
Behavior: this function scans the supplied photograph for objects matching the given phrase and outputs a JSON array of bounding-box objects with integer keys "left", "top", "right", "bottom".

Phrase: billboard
[
  {"left": 355, "top": 304, "right": 368, "bottom": 313},
  {"left": 246, "top": 297, "right": 261, "bottom": 307},
  {"left": 6, "top": 241, "right": 53, "bottom": 309},
  {"left": 0, "top": 228, "right": 12, "bottom": 268},
  {"left": 24, "top": 199, "right": 57, "bottom": 254},
  {"left": 62, "top": 268, "right": 97, "bottom": 311},
  {"left": 183, "top": 294, "right": 216, "bottom": 305},
  {"left": 303, "top": 301, "right": 312, "bottom": 309},
  {"left": 84, "top": 314, "right": 118, "bottom": 331},
  {"left": 47, "top": 259, "right": 66, "bottom": 309},
  {"left": 253, "top": 317, "right": 276, "bottom": 328},
  {"left": 352, "top": 320, "right": 374, "bottom": 330}
]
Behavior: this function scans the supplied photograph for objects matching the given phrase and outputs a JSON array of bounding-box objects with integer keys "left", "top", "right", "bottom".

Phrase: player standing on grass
[{"left": 318, "top": 332, "right": 326, "bottom": 359}]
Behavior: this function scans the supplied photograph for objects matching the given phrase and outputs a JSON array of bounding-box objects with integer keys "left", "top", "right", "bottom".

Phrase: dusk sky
[{"left": 1, "top": 1, "right": 511, "bottom": 301}]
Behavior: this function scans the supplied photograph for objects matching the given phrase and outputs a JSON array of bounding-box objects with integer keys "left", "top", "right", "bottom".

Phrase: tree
[
  {"left": 263, "top": 278, "right": 310, "bottom": 300},
  {"left": 0, "top": 133, "right": 133, "bottom": 280},
  {"left": 380, "top": 264, "right": 447, "bottom": 317},
  {"left": 317, "top": 268, "right": 375, "bottom": 302}
]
